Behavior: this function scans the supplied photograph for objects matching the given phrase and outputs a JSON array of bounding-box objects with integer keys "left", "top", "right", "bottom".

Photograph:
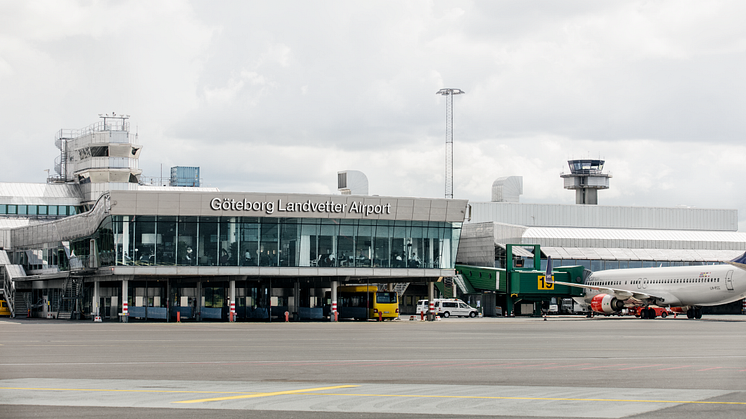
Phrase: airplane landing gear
[{"left": 686, "top": 308, "right": 703, "bottom": 319}]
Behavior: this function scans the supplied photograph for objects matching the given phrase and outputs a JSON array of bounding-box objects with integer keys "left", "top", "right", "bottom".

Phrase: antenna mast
[{"left": 436, "top": 88, "right": 465, "bottom": 199}]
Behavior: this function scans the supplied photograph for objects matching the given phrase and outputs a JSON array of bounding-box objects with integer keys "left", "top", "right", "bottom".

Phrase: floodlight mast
[{"left": 436, "top": 88, "right": 465, "bottom": 199}]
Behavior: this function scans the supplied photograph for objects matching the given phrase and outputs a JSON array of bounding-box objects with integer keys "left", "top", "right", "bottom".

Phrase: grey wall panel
[
  {"left": 109, "top": 191, "right": 467, "bottom": 223},
  {"left": 469, "top": 202, "right": 738, "bottom": 231}
]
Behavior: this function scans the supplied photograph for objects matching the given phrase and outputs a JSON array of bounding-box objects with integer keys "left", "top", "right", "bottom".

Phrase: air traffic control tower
[{"left": 560, "top": 159, "right": 611, "bottom": 205}]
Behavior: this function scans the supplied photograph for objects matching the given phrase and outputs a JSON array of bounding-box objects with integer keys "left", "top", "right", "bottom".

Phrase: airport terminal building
[
  {"left": 0, "top": 115, "right": 467, "bottom": 321},
  {"left": 2, "top": 117, "right": 745, "bottom": 320},
  {"left": 2, "top": 188, "right": 466, "bottom": 321}
]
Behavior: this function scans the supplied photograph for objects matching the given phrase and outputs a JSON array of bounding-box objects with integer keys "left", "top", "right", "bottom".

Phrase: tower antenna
[{"left": 436, "top": 88, "right": 465, "bottom": 199}]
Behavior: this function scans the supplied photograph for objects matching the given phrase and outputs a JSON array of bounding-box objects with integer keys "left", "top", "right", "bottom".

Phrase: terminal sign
[
  {"left": 538, "top": 275, "right": 554, "bottom": 290},
  {"left": 210, "top": 197, "right": 392, "bottom": 217}
]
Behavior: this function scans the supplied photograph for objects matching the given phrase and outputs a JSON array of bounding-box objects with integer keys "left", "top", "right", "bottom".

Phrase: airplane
[{"left": 546, "top": 252, "right": 746, "bottom": 319}]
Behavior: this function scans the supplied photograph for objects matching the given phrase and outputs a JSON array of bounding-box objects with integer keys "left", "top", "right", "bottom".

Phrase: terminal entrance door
[
  {"left": 169, "top": 280, "right": 198, "bottom": 321},
  {"left": 240, "top": 280, "right": 271, "bottom": 321}
]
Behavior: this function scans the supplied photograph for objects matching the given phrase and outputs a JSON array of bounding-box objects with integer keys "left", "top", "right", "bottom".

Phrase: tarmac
[{"left": 1, "top": 314, "right": 745, "bottom": 418}]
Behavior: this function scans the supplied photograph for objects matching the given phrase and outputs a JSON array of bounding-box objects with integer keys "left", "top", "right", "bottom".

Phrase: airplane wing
[{"left": 549, "top": 278, "right": 660, "bottom": 304}]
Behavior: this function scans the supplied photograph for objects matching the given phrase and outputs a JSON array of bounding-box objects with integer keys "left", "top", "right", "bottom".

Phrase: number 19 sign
[{"left": 538, "top": 275, "right": 554, "bottom": 290}]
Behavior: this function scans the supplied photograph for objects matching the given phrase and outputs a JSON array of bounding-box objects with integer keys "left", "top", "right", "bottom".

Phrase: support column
[
  {"left": 93, "top": 280, "right": 100, "bottom": 318},
  {"left": 293, "top": 279, "right": 300, "bottom": 321},
  {"left": 330, "top": 280, "right": 338, "bottom": 322},
  {"left": 428, "top": 279, "right": 435, "bottom": 321},
  {"left": 196, "top": 280, "right": 202, "bottom": 321},
  {"left": 121, "top": 279, "right": 128, "bottom": 323},
  {"left": 229, "top": 279, "right": 236, "bottom": 322}
]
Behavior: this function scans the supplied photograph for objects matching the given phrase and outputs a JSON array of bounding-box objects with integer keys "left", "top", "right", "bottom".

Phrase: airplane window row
[{"left": 589, "top": 278, "right": 720, "bottom": 286}]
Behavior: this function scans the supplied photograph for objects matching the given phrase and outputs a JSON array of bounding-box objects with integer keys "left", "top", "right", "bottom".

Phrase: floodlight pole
[{"left": 436, "top": 88, "right": 465, "bottom": 199}]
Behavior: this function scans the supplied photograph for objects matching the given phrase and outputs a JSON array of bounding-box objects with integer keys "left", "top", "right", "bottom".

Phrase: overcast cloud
[{"left": 2, "top": 0, "right": 746, "bottom": 230}]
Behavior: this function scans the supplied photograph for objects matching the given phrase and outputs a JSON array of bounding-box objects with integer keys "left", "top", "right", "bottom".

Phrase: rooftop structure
[
  {"left": 51, "top": 113, "right": 142, "bottom": 205},
  {"left": 337, "top": 170, "right": 369, "bottom": 195},
  {"left": 491, "top": 176, "right": 523, "bottom": 203},
  {"left": 170, "top": 166, "right": 201, "bottom": 187},
  {"left": 560, "top": 159, "right": 611, "bottom": 205}
]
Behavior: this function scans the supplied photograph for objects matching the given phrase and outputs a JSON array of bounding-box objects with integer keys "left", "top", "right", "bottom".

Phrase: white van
[{"left": 415, "top": 299, "right": 478, "bottom": 318}]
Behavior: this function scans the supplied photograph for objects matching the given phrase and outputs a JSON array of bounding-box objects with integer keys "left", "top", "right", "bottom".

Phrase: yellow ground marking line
[
  {"left": 174, "top": 385, "right": 360, "bottom": 404},
  {"left": 0, "top": 386, "right": 259, "bottom": 396},
  {"left": 303, "top": 392, "right": 746, "bottom": 406}
]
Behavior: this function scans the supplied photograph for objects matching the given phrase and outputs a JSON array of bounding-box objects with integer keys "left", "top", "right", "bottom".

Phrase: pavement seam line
[
  {"left": 0, "top": 386, "right": 259, "bottom": 395},
  {"left": 173, "top": 385, "right": 360, "bottom": 404},
  {"left": 305, "top": 392, "right": 746, "bottom": 406}
]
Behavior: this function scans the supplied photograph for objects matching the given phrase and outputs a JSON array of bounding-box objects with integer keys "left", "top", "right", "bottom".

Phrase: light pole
[{"left": 436, "top": 88, "right": 465, "bottom": 199}]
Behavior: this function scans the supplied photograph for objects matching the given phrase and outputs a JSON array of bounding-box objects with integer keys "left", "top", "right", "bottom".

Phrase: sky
[{"left": 2, "top": 0, "right": 746, "bottom": 230}]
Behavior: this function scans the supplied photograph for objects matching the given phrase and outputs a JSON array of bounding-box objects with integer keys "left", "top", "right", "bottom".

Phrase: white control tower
[{"left": 560, "top": 159, "right": 611, "bottom": 205}]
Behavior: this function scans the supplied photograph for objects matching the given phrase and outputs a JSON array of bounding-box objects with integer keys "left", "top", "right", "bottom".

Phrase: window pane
[
  {"left": 240, "top": 218, "right": 259, "bottom": 266},
  {"left": 259, "top": 219, "right": 278, "bottom": 266},
  {"left": 158, "top": 216, "right": 177, "bottom": 266},
  {"left": 198, "top": 217, "right": 219, "bottom": 266},
  {"left": 219, "top": 217, "right": 239, "bottom": 266},
  {"left": 178, "top": 217, "right": 198, "bottom": 266}
]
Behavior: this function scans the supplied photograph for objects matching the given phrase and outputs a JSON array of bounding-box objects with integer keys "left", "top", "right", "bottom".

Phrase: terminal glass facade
[
  {"left": 0, "top": 204, "right": 83, "bottom": 217},
  {"left": 99, "top": 215, "right": 461, "bottom": 269}
]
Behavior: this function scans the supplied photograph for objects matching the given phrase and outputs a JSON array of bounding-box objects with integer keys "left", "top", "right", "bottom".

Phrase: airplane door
[{"left": 725, "top": 270, "right": 734, "bottom": 291}]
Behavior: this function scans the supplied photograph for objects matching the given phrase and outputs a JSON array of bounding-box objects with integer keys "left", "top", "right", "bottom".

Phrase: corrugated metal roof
[{"left": 542, "top": 247, "right": 744, "bottom": 262}]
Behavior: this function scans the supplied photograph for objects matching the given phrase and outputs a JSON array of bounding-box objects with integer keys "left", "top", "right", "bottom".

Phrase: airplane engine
[{"left": 590, "top": 294, "right": 624, "bottom": 314}]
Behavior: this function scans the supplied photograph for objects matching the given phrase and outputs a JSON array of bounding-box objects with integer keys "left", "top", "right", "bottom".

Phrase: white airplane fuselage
[{"left": 579, "top": 264, "right": 746, "bottom": 308}]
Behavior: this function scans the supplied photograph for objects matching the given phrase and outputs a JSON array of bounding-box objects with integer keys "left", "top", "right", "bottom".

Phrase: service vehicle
[
  {"left": 336, "top": 285, "right": 399, "bottom": 320},
  {"left": 416, "top": 298, "right": 478, "bottom": 318},
  {"left": 0, "top": 298, "right": 10, "bottom": 317}
]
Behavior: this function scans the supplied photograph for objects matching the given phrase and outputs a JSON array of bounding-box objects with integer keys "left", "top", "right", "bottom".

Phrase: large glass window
[
  {"left": 98, "top": 216, "right": 462, "bottom": 270},
  {"left": 259, "top": 219, "right": 279, "bottom": 266},
  {"left": 240, "top": 218, "right": 259, "bottom": 266},
  {"left": 337, "top": 220, "right": 355, "bottom": 266},
  {"left": 373, "top": 222, "right": 391, "bottom": 268},
  {"left": 279, "top": 220, "right": 298, "bottom": 267},
  {"left": 355, "top": 222, "right": 373, "bottom": 267},
  {"left": 317, "top": 220, "right": 337, "bottom": 267},
  {"left": 134, "top": 216, "right": 156, "bottom": 265},
  {"left": 198, "top": 217, "right": 219, "bottom": 266},
  {"left": 219, "top": 217, "right": 239, "bottom": 266},
  {"left": 177, "top": 217, "right": 198, "bottom": 266},
  {"left": 158, "top": 216, "right": 177, "bottom": 266}
]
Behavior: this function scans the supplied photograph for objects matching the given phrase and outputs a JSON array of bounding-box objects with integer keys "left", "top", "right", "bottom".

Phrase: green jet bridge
[{"left": 439, "top": 244, "right": 586, "bottom": 316}]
